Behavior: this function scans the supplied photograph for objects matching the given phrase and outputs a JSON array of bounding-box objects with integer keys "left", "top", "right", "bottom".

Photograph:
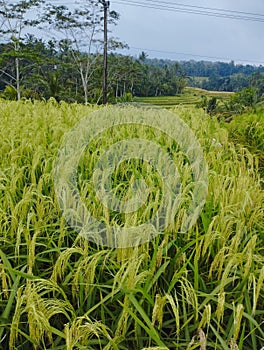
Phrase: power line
[
  {"left": 50, "top": 0, "right": 264, "bottom": 19},
  {"left": 34, "top": 0, "right": 264, "bottom": 65},
  {"left": 112, "top": 0, "right": 264, "bottom": 23},
  {"left": 113, "top": 0, "right": 264, "bottom": 22},
  {"left": 126, "top": 46, "right": 264, "bottom": 65},
  {"left": 50, "top": 0, "right": 264, "bottom": 23},
  {"left": 141, "top": 0, "right": 264, "bottom": 18}
]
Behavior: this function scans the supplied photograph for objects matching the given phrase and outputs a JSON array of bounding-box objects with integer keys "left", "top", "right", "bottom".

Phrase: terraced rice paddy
[{"left": 133, "top": 88, "right": 233, "bottom": 108}]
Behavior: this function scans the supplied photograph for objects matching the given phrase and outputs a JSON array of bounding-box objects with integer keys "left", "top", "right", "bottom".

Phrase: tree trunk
[
  {"left": 84, "top": 85, "right": 88, "bottom": 105},
  {"left": 15, "top": 57, "right": 21, "bottom": 100},
  {"left": 130, "top": 81, "right": 134, "bottom": 97},
  {"left": 123, "top": 81, "right": 126, "bottom": 96},
  {"left": 79, "top": 64, "right": 88, "bottom": 105},
  {"left": 116, "top": 80, "right": 119, "bottom": 98}
]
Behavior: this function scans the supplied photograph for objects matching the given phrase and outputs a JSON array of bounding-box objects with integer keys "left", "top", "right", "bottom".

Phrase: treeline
[
  {"left": 0, "top": 38, "right": 187, "bottom": 103},
  {"left": 147, "top": 58, "right": 264, "bottom": 92},
  {"left": 1, "top": 35, "right": 264, "bottom": 103},
  {"left": 190, "top": 71, "right": 264, "bottom": 92},
  {"left": 0, "top": 0, "right": 187, "bottom": 104}
]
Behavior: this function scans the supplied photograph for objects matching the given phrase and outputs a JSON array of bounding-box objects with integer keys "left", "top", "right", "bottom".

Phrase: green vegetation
[
  {"left": 0, "top": 100, "right": 263, "bottom": 349},
  {"left": 136, "top": 87, "right": 263, "bottom": 121},
  {"left": 134, "top": 94, "right": 200, "bottom": 108},
  {"left": 196, "top": 87, "right": 264, "bottom": 119},
  {"left": 0, "top": 2, "right": 263, "bottom": 350},
  {"left": 145, "top": 59, "right": 264, "bottom": 92},
  {"left": 134, "top": 87, "right": 233, "bottom": 109},
  {"left": 225, "top": 108, "right": 264, "bottom": 179}
]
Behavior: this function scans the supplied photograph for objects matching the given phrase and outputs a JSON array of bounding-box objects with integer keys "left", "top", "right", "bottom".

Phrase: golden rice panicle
[
  {"left": 232, "top": 303, "right": 244, "bottom": 344},
  {"left": 152, "top": 294, "right": 167, "bottom": 330}
]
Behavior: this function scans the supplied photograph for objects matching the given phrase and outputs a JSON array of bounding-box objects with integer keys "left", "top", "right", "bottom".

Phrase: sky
[{"left": 109, "top": 0, "right": 264, "bottom": 65}]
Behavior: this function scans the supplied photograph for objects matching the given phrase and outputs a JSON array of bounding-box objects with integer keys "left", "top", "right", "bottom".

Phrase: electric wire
[
  {"left": 126, "top": 46, "right": 264, "bottom": 65},
  {"left": 51, "top": 0, "right": 264, "bottom": 21},
  {"left": 135, "top": 0, "right": 264, "bottom": 18},
  {"left": 36, "top": 0, "right": 264, "bottom": 65},
  {"left": 112, "top": 0, "right": 264, "bottom": 23},
  {"left": 51, "top": 0, "right": 264, "bottom": 23}
]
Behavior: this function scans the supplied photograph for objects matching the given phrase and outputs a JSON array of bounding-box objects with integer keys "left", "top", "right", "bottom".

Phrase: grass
[{"left": 0, "top": 99, "right": 263, "bottom": 349}]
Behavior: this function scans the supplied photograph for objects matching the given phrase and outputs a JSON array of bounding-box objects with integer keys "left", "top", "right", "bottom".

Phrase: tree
[
  {"left": 0, "top": 0, "right": 44, "bottom": 100},
  {"left": 139, "top": 51, "right": 148, "bottom": 64},
  {"left": 207, "top": 96, "right": 217, "bottom": 114},
  {"left": 108, "top": 54, "right": 142, "bottom": 101},
  {"left": 251, "top": 72, "right": 264, "bottom": 97},
  {"left": 42, "top": 2, "right": 120, "bottom": 104}
]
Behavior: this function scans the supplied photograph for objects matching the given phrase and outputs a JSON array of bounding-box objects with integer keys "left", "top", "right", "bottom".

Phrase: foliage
[
  {"left": 225, "top": 109, "right": 264, "bottom": 179},
  {"left": 0, "top": 0, "right": 44, "bottom": 100},
  {"left": 1, "top": 85, "right": 18, "bottom": 100},
  {"left": 206, "top": 96, "right": 217, "bottom": 114},
  {"left": 41, "top": 1, "right": 121, "bottom": 105},
  {"left": 0, "top": 101, "right": 263, "bottom": 349},
  {"left": 146, "top": 58, "right": 264, "bottom": 92},
  {"left": 0, "top": 38, "right": 188, "bottom": 103},
  {"left": 195, "top": 87, "right": 262, "bottom": 118},
  {"left": 229, "top": 87, "right": 258, "bottom": 108}
]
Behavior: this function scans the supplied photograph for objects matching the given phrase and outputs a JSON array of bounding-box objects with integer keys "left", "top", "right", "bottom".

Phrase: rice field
[
  {"left": 133, "top": 88, "right": 233, "bottom": 108},
  {"left": 0, "top": 99, "right": 263, "bottom": 349}
]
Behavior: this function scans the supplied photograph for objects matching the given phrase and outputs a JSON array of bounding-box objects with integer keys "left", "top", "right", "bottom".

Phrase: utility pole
[{"left": 99, "top": 0, "right": 109, "bottom": 104}]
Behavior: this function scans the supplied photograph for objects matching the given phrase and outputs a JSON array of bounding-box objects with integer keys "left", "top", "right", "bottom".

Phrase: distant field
[{"left": 133, "top": 87, "right": 233, "bottom": 108}]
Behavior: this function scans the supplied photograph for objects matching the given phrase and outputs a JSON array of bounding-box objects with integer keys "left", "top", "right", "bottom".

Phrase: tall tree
[
  {"left": 0, "top": 0, "right": 44, "bottom": 100},
  {"left": 43, "top": 1, "right": 120, "bottom": 104}
]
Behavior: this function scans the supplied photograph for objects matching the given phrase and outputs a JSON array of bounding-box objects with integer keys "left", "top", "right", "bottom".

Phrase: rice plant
[
  {"left": 224, "top": 108, "right": 264, "bottom": 179},
  {"left": 0, "top": 99, "right": 263, "bottom": 349}
]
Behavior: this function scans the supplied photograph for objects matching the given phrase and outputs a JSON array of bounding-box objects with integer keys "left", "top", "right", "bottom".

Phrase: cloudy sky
[{"left": 109, "top": 0, "right": 264, "bottom": 65}]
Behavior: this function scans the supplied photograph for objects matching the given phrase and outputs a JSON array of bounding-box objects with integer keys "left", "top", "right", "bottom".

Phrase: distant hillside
[
  {"left": 145, "top": 57, "right": 264, "bottom": 92},
  {"left": 146, "top": 58, "right": 264, "bottom": 77}
]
